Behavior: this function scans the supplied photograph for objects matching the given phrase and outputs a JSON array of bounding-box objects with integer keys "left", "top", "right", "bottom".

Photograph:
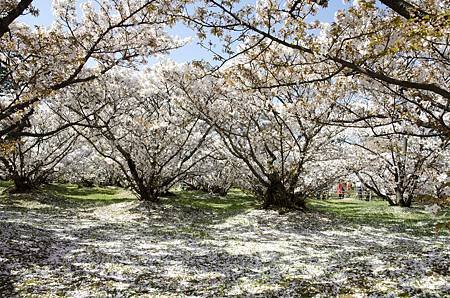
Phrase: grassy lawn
[
  {"left": 0, "top": 182, "right": 135, "bottom": 209},
  {"left": 0, "top": 180, "right": 14, "bottom": 188},
  {"left": 45, "top": 183, "right": 135, "bottom": 203},
  {"left": 166, "top": 188, "right": 258, "bottom": 213},
  {"left": 308, "top": 198, "right": 449, "bottom": 235},
  {"left": 1, "top": 181, "right": 446, "bottom": 233}
]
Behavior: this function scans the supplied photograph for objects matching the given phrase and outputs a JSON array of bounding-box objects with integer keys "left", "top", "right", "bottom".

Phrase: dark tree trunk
[
  {"left": 208, "top": 185, "right": 230, "bottom": 196},
  {"left": 138, "top": 187, "right": 160, "bottom": 203},
  {"left": 395, "top": 188, "right": 406, "bottom": 206},
  {"left": 115, "top": 144, "right": 160, "bottom": 203},
  {"left": 403, "top": 194, "right": 413, "bottom": 207},
  {"left": 390, "top": 188, "right": 413, "bottom": 207},
  {"left": 396, "top": 199, "right": 411, "bottom": 207},
  {"left": 386, "top": 198, "right": 397, "bottom": 206},
  {"left": 11, "top": 175, "right": 34, "bottom": 192},
  {"left": 263, "top": 173, "right": 306, "bottom": 210},
  {"left": 263, "top": 178, "right": 289, "bottom": 209}
]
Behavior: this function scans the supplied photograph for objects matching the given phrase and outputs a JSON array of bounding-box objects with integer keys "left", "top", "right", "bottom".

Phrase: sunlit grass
[
  {"left": 0, "top": 180, "right": 13, "bottom": 188},
  {"left": 167, "top": 188, "right": 258, "bottom": 213},
  {"left": 1, "top": 181, "right": 446, "bottom": 235},
  {"left": 45, "top": 183, "right": 134, "bottom": 202},
  {"left": 307, "top": 198, "right": 448, "bottom": 235},
  {"left": 0, "top": 181, "right": 135, "bottom": 209}
]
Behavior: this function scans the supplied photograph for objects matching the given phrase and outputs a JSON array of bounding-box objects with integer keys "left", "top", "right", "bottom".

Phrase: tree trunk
[
  {"left": 115, "top": 145, "right": 160, "bottom": 203},
  {"left": 263, "top": 173, "right": 305, "bottom": 210},
  {"left": 209, "top": 185, "right": 229, "bottom": 196},
  {"left": 395, "top": 188, "right": 406, "bottom": 206},
  {"left": 11, "top": 175, "right": 34, "bottom": 192},
  {"left": 403, "top": 194, "right": 413, "bottom": 207},
  {"left": 263, "top": 178, "right": 289, "bottom": 209},
  {"left": 137, "top": 186, "right": 160, "bottom": 202}
]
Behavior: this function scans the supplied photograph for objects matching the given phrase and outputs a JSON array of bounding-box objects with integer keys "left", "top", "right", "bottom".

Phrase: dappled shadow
[
  {"left": 164, "top": 188, "right": 259, "bottom": 212},
  {"left": 132, "top": 188, "right": 260, "bottom": 228},
  {"left": 0, "top": 189, "right": 449, "bottom": 296},
  {"left": 0, "top": 219, "right": 77, "bottom": 296}
]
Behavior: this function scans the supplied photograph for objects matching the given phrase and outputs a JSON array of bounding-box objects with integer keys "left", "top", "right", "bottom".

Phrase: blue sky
[{"left": 20, "top": 0, "right": 350, "bottom": 64}]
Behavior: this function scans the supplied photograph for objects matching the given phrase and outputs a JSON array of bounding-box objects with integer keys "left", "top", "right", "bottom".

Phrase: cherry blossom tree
[
  {"left": 346, "top": 125, "right": 449, "bottom": 207},
  {"left": 182, "top": 143, "right": 239, "bottom": 196},
  {"left": 418, "top": 147, "right": 449, "bottom": 203},
  {"left": 171, "top": 53, "right": 347, "bottom": 209},
  {"left": 0, "top": 106, "right": 78, "bottom": 191},
  {"left": 0, "top": 0, "right": 183, "bottom": 147},
  {"left": 55, "top": 63, "right": 213, "bottom": 202},
  {"left": 56, "top": 142, "right": 125, "bottom": 187},
  {"left": 186, "top": 0, "right": 449, "bottom": 137}
]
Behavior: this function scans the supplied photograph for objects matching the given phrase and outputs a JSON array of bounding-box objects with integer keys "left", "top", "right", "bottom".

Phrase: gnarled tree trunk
[{"left": 263, "top": 173, "right": 306, "bottom": 210}]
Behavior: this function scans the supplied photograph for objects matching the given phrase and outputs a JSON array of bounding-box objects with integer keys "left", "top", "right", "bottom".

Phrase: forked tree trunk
[
  {"left": 394, "top": 188, "right": 414, "bottom": 207},
  {"left": 118, "top": 147, "right": 160, "bottom": 203},
  {"left": 208, "top": 185, "right": 230, "bottom": 196},
  {"left": 395, "top": 188, "right": 406, "bottom": 206},
  {"left": 403, "top": 195, "right": 413, "bottom": 207}
]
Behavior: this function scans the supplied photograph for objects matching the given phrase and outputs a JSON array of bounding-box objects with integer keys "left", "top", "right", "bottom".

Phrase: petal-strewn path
[{"left": 0, "top": 192, "right": 449, "bottom": 297}]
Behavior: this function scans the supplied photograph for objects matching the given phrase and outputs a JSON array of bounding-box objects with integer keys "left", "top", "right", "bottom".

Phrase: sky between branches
[{"left": 20, "top": 0, "right": 353, "bottom": 65}]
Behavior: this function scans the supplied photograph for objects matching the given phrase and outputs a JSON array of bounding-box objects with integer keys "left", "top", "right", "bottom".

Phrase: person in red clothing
[{"left": 336, "top": 181, "right": 345, "bottom": 199}]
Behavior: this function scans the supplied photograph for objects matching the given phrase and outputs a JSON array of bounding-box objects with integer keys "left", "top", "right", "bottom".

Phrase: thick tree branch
[{"left": 0, "top": 0, "right": 33, "bottom": 38}]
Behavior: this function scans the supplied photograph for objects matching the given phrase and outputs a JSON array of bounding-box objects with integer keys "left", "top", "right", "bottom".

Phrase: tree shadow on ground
[
  {"left": 130, "top": 188, "right": 260, "bottom": 229},
  {"left": 0, "top": 188, "right": 449, "bottom": 296},
  {"left": 163, "top": 188, "right": 258, "bottom": 212},
  {"left": 1, "top": 184, "right": 134, "bottom": 214},
  {"left": 0, "top": 220, "right": 77, "bottom": 296}
]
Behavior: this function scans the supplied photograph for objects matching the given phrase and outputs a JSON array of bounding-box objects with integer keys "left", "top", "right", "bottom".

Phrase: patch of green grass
[
  {"left": 0, "top": 182, "right": 135, "bottom": 210},
  {"left": 45, "top": 183, "right": 135, "bottom": 203},
  {"left": 0, "top": 179, "right": 13, "bottom": 188},
  {"left": 308, "top": 198, "right": 448, "bottom": 235},
  {"left": 167, "top": 188, "right": 258, "bottom": 213}
]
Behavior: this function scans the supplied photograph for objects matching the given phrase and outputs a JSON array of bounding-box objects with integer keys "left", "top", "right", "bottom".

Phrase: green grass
[
  {"left": 1, "top": 181, "right": 447, "bottom": 235},
  {"left": 0, "top": 180, "right": 13, "bottom": 188},
  {"left": 0, "top": 182, "right": 258, "bottom": 213},
  {"left": 45, "top": 183, "right": 134, "bottom": 202},
  {"left": 0, "top": 181, "right": 135, "bottom": 208},
  {"left": 166, "top": 188, "right": 258, "bottom": 213},
  {"left": 308, "top": 198, "right": 449, "bottom": 235}
]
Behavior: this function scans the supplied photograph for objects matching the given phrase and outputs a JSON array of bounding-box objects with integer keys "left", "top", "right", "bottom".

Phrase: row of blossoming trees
[{"left": 0, "top": 0, "right": 448, "bottom": 208}]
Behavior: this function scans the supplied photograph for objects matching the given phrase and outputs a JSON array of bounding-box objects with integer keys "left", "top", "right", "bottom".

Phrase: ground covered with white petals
[{"left": 0, "top": 188, "right": 449, "bottom": 297}]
